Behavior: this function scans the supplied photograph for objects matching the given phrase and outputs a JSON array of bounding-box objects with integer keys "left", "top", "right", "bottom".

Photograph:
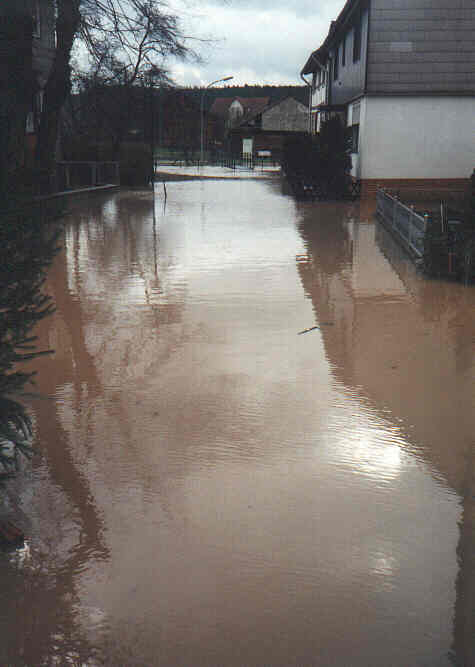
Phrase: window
[
  {"left": 26, "top": 112, "right": 35, "bottom": 134},
  {"left": 349, "top": 124, "right": 359, "bottom": 153},
  {"left": 35, "top": 90, "right": 44, "bottom": 127},
  {"left": 32, "top": 0, "right": 41, "bottom": 38},
  {"left": 353, "top": 11, "right": 361, "bottom": 62},
  {"left": 342, "top": 34, "right": 346, "bottom": 67},
  {"left": 333, "top": 46, "right": 339, "bottom": 80}
]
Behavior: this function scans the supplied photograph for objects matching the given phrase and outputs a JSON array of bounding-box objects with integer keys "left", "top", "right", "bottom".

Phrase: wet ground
[
  {"left": 155, "top": 164, "right": 280, "bottom": 180},
  {"left": 1, "top": 175, "right": 474, "bottom": 666}
]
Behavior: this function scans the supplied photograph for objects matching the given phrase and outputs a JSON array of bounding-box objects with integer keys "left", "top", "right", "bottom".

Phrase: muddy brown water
[{"left": 0, "top": 178, "right": 474, "bottom": 666}]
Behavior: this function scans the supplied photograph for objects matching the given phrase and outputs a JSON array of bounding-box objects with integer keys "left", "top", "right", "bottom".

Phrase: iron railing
[
  {"left": 154, "top": 152, "right": 280, "bottom": 171},
  {"left": 56, "top": 161, "right": 120, "bottom": 191},
  {"left": 376, "top": 189, "right": 428, "bottom": 258}
]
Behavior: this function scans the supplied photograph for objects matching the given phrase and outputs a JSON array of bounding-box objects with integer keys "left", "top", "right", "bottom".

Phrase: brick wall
[{"left": 360, "top": 177, "right": 470, "bottom": 200}]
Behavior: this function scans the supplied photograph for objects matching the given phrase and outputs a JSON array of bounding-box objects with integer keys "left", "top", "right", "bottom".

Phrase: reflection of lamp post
[{"left": 200, "top": 76, "right": 233, "bottom": 164}]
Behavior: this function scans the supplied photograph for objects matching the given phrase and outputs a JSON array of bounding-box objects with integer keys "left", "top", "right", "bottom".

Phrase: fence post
[{"left": 423, "top": 213, "right": 430, "bottom": 233}]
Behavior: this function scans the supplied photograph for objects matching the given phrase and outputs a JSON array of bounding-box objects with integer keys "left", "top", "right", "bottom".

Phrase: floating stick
[{"left": 297, "top": 325, "right": 320, "bottom": 335}]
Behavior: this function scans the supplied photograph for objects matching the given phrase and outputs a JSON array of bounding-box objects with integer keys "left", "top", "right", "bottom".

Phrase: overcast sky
[{"left": 168, "top": 0, "right": 343, "bottom": 87}]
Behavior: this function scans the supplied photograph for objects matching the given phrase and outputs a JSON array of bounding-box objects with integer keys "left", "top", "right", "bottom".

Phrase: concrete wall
[
  {"left": 261, "top": 97, "right": 308, "bottom": 132},
  {"left": 359, "top": 96, "right": 475, "bottom": 179}
]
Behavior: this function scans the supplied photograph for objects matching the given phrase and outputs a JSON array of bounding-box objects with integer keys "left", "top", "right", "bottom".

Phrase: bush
[
  {"left": 282, "top": 134, "right": 320, "bottom": 181},
  {"left": 119, "top": 142, "right": 153, "bottom": 186},
  {"left": 61, "top": 137, "right": 109, "bottom": 162},
  {"left": 317, "top": 117, "right": 352, "bottom": 195},
  {"left": 62, "top": 138, "right": 153, "bottom": 186},
  {"left": 282, "top": 117, "right": 352, "bottom": 199}
]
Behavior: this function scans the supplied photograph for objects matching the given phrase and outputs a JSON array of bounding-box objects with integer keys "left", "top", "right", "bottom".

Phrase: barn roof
[{"left": 209, "top": 97, "right": 270, "bottom": 118}]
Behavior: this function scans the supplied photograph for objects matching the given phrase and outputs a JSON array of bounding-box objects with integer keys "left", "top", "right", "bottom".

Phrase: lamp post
[{"left": 200, "top": 76, "right": 233, "bottom": 165}]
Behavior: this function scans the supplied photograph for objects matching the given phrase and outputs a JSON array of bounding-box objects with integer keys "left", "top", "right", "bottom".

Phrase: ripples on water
[{"left": 1, "top": 180, "right": 474, "bottom": 666}]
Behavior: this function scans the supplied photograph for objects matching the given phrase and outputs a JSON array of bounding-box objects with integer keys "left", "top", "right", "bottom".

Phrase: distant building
[
  {"left": 210, "top": 96, "right": 308, "bottom": 160},
  {"left": 301, "top": 0, "right": 475, "bottom": 197},
  {"left": 209, "top": 97, "right": 270, "bottom": 130}
]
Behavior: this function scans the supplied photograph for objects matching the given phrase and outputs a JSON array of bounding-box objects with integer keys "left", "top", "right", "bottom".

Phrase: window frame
[
  {"left": 353, "top": 10, "right": 361, "bottom": 63},
  {"left": 32, "top": 0, "right": 41, "bottom": 38},
  {"left": 349, "top": 124, "right": 359, "bottom": 153}
]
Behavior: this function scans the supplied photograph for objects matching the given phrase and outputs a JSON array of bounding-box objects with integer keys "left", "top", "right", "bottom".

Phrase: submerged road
[{"left": 1, "top": 175, "right": 474, "bottom": 666}]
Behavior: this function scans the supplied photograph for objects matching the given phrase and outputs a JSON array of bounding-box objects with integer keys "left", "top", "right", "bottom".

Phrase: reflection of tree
[
  {"left": 0, "top": 201, "right": 62, "bottom": 477},
  {"left": 0, "top": 200, "right": 104, "bottom": 663},
  {"left": 26, "top": 186, "right": 188, "bottom": 531},
  {"left": 296, "top": 204, "right": 475, "bottom": 667},
  {"left": 0, "top": 202, "right": 60, "bottom": 395},
  {"left": 452, "top": 446, "right": 475, "bottom": 667}
]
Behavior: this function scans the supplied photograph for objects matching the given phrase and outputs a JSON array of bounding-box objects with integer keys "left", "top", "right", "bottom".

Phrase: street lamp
[{"left": 200, "top": 76, "right": 233, "bottom": 165}]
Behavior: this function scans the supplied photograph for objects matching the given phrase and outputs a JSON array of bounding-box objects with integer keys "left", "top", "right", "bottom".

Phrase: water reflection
[
  {"left": 0, "top": 185, "right": 472, "bottom": 665},
  {"left": 296, "top": 199, "right": 475, "bottom": 666},
  {"left": 0, "top": 201, "right": 61, "bottom": 483}
]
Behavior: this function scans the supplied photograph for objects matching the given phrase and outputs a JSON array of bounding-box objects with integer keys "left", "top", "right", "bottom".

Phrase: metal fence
[
  {"left": 56, "top": 161, "right": 120, "bottom": 191},
  {"left": 154, "top": 152, "right": 280, "bottom": 171},
  {"left": 376, "top": 189, "right": 428, "bottom": 258},
  {"left": 214, "top": 153, "right": 256, "bottom": 170}
]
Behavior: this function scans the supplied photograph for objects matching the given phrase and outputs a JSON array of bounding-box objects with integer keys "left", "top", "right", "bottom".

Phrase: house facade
[
  {"left": 0, "top": 0, "right": 55, "bottom": 171},
  {"left": 28, "top": 0, "right": 56, "bottom": 154},
  {"left": 301, "top": 0, "right": 475, "bottom": 197}
]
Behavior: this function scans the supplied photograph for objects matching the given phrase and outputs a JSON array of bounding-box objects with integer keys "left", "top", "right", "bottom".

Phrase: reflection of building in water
[{"left": 296, "top": 202, "right": 475, "bottom": 667}]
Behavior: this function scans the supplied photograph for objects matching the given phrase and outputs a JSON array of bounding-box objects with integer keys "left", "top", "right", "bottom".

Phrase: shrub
[
  {"left": 119, "top": 142, "right": 153, "bottom": 186},
  {"left": 282, "top": 117, "right": 352, "bottom": 199},
  {"left": 62, "top": 137, "right": 153, "bottom": 186}
]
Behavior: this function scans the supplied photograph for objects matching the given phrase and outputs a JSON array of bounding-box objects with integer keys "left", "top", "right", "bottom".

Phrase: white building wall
[
  {"left": 311, "top": 74, "right": 328, "bottom": 133},
  {"left": 359, "top": 97, "right": 475, "bottom": 180},
  {"left": 311, "top": 83, "right": 326, "bottom": 110},
  {"left": 348, "top": 99, "right": 366, "bottom": 179}
]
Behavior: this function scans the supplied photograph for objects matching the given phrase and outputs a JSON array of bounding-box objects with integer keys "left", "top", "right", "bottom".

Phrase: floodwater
[{"left": 1, "top": 177, "right": 474, "bottom": 666}]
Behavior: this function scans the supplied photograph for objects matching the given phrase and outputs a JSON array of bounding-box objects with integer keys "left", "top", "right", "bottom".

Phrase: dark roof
[
  {"left": 236, "top": 96, "right": 307, "bottom": 126},
  {"left": 301, "top": 46, "right": 328, "bottom": 75},
  {"left": 301, "top": 0, "right": 362, "bottom": 74},
  {"left": 209, "top": 96, "right": 270, "bottom": 118}
]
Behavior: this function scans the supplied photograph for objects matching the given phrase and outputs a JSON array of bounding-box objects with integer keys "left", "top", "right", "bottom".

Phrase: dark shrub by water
[
  {"left": 0, "top": 199, "right": 62, "bottom": 477},
  {"left": 283, "top": 117, "right": 352, "bottom": 200}
]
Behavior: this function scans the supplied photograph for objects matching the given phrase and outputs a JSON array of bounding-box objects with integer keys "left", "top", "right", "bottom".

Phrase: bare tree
[
  {"left": 36, "top": 0, "right": 196, "bottom": 191},
  {"left": 79, "top": 0, "right": 191, "bottom": 84},
  {"left": 36, "top": 0, "right": 81, "bottom": 192}
]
